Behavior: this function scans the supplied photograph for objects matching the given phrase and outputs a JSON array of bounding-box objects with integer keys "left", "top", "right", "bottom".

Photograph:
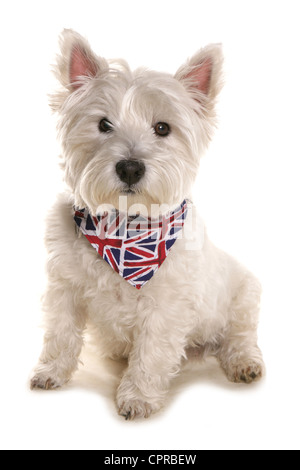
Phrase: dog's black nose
[{"left": 116, "top": 160, "right": 145, "bottom": 186}]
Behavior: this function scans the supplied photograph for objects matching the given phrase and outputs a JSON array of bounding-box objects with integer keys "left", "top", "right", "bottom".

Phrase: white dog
[{"left": 31, "top": 29, "right": 265, "bottom": 419}]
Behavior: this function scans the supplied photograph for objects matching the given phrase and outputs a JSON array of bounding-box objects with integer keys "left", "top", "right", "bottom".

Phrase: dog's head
[{"left": 51, "top": 29, "right": 223, "bottom": 215}]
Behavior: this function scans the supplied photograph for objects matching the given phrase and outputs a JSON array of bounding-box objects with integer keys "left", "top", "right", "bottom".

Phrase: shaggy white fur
[{"left": 31, "top": 29, "right": 264, "bottom": 419}]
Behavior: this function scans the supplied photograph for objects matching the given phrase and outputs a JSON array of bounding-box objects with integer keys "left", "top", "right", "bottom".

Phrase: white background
[{"left": 0, "top": 0, "right": 300, "bottom": 450}]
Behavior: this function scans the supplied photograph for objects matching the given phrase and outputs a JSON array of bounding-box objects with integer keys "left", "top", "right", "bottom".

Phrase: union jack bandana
[{"left": 74, "top": 200, "right": 188, "bottom": 289}]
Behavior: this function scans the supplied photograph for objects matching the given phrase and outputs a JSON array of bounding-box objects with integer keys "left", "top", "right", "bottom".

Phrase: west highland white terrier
[{"left": 31, "top": 29, "right": 265, "bottom": 419}]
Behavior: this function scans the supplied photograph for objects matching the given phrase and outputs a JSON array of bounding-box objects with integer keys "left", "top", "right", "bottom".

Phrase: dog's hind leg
[
  {"left": 217, "top": 272, "right": 265, "bottom": 384},
  {"left": 31, "top": 279, "right": 87, "bottom": 390}
]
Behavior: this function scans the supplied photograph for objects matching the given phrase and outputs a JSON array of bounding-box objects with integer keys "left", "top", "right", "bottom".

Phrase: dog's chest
[{"left": 82, "top": 237, "right": 203, "bottom": 328}]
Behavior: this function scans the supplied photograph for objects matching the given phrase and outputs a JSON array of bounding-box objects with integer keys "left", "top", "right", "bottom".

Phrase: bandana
[{"left": 74, "top": 200, "right": 188, "bottom": 289}]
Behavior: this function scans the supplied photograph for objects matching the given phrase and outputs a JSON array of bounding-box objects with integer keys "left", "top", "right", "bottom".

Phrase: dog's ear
[
  {"left": 50, "top": 29, "right": 108, "bottom": 110},
  {"left": 175, "top": 44, "right": 223, "bottom": 107}
]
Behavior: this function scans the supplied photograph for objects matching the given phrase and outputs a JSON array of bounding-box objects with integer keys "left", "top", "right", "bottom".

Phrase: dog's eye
[
  {"left": 99, "top": 118, "right": 114, "bottom": 133},
  {"left": 154, "top": 122, "right": 170, "bottom": 137}
]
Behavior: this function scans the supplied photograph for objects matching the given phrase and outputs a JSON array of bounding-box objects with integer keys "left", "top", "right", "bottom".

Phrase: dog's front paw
[
  {"left": 30, "top": 374, "right": 62, "bottom": 390},
  {"left": 116, "top": 375, "right": 163, "bottom": 420},
  {"left": 118, "top": 399, "right": 154, "bottom": 420},
  {"left": 30, "top": 365, "right": 69, "bottom": 391}
]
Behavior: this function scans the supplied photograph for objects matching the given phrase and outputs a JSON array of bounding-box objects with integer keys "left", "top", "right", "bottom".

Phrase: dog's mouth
[
  {"left": 120, "top": 185, "right": 141, "bottom": 195},
  {"left": 121, "top": 188, "right": 135, "bottom": 194}
]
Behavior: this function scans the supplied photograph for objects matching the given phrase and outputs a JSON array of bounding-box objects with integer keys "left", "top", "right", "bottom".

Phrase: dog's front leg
[
  {"left": 31, "top": 279, "right": 87, "bottom": 390},
  {"left": 116, "top": 311, "right": 186, "bottom": 420}
]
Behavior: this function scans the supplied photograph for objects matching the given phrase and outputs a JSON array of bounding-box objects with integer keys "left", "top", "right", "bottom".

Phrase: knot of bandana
[{"left": 74, "top": 200, "right": 188, "bottom": 289}]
